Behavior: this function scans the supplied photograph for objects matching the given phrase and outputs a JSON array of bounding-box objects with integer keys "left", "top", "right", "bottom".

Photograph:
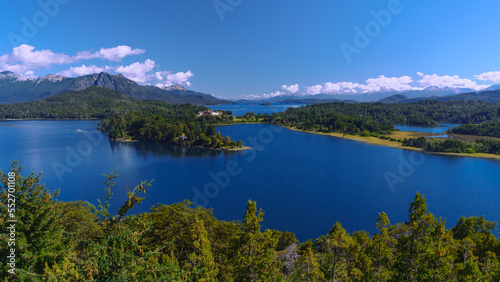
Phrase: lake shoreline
[
  {"left": 109, "top": 136, "right": 252, "bottom": 152},
  {"left": 282, "top": 126, "right": 500, "bottom": 161}
]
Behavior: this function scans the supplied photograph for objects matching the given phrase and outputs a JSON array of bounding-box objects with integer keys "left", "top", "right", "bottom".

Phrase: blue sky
[{"left": 1, "top": 0, "right": 500, "bottom": 98}]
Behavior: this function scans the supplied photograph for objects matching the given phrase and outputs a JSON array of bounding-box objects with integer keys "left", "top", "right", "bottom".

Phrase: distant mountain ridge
[
  {"left": 238, "top": 86, "right": 481, "bottom": 104},
  {"left": 0, "top": 71, "right": 232, "bottom": 105},
  {"left": 377, "top": 90, "right": 500, "bottom": 104},
  {"left": 484, "top": 84, "right": 500, "bottom": 91},
  {"left": 235, "top": 86, "right": 500, "bottom": 105}
]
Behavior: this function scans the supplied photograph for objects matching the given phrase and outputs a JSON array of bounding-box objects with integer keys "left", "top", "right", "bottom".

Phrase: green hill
[{"left": 0, "top": 86, "right": 203, "bottom": 119}]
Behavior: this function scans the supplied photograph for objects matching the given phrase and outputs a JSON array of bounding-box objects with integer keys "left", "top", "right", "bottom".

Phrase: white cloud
[
  {"left": 57, "top": 65, "right": 113, "bottom": 77},
  {"left": 303, "top": 76, "right": 416, "bottom": 96},
  {"left": 281, "top": 84, "right": 299, "bottom": 93},
  {"left": 322, "top": 82, "right": 362, "bottom": 94},
  {"left": 364, "top": 75, "right": 417, "bottom": 92},
  {"left": 241, "top": 72, "right": 496, "bottom": 100},
  {"left": 0, "top": 44, "right": 145, "bottom": 78},
  {"left": 418, "top": 73, "right": 489, "bottom": 90},
  {"left": 243, "top": 91, "right": 284, "bottom": 100},
  {"left": 155, "top": 70, "right": 194, "bottom": 88},
  {"left": 474, "top": 71, "right": 500, "bottom": 83},
  {"left": 75, "top": 45, "right": 145, "bottom": 62},
  {"left": 0, "top": 63, "right": 30, "bottom": 75},
  {"left": 0, "top": 44, "right": 73, "bottom": 76},
  {"left": 55, "top": 61, "right": 194, "bottom": 88},
  {"left": 305, "top": 85, "right": 324, "bottom": 95},
  {"left": 9, "top": 44, "right": 73, "bottom": 68},
  {"left": 115, "top": 59, "right": 156, "bottom": 83},
  {"left": 0, "top": 54, "right": 7, "bottom": 66},
  {"left": 22, "top": 71, "right": 36, "bottom": 80},
  {"left": 0, "top": 44, "right": 195, "bottom": 88}
]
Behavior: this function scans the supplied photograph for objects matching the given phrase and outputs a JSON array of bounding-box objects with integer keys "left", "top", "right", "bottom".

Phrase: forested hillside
[
  {"left": 0, "top": 163, "right": 499, "bottom": 281},
  {"left": 267, "top": 100, "right": 500, "bottom": 132},
  {"left": 0, "top": 86, "right": 187, "bottom": 119},
  {"left": 450, "top": 121, "right": 500, "bottom": 138}
]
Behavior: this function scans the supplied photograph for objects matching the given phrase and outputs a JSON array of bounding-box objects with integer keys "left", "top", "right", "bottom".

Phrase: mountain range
[
  {"left": 2, "top": 70, "right": 500, "bottom": 106},
  {"left": 237, "top": 86, "right": 500, "bottom": 104},
  {"left": 378, "top": 90, "right": 500, "bottom": 104},
  {"left": 0, "top": 71, "right": 232, "bottom": 105}
]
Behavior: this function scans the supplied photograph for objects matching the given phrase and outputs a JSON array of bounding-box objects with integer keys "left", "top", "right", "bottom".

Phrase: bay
[{"left": 1, "top": 119, "right": 499, "bottom": 241}]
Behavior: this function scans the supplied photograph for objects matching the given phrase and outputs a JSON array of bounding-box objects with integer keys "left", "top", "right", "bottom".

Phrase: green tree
[
  {"left": 370, "top": 212, "right": 395, "bottom": 281},
  {"left": 58, "top": 200, "right": 103, "bottom": 242},
  {"left": 141, "top": 201, "right": 241, "bottom": 281},
  {"left": 0, "top": 161, "right": 68, "bottom": 279},
  {"left": 234, "top": 200, "right": 280, "bottom": 281},
  {"left": 321, "top": 222, "right": 352, "bottom": 281},
  {"left": 420, "top": 217, "right": 455, "bottom": 281},
  {"left": 184, "top": 215, "right": 219, "bottom": 281},
  {"left": 77, "top": 169, "right": 186, "bottom": 281},
  {"left": 393, "top": 192, "right": 433, "bottom": 281},
  {"left": 294, "top": 246, "right": 325, "bottom": 281}
]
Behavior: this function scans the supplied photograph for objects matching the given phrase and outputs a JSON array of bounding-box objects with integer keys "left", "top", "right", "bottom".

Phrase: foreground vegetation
[{"left": 0, "top": 163, "right": 499, "bottom": 281}]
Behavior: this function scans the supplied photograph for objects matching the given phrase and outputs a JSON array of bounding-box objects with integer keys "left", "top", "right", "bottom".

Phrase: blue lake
[
  {"left": 209, "top": 103, "right": 305, "bottom": 115},
  {"left": 1, "top": 120, "right": 499, "bottom": 241},
  {"left": 394, "top": 123, "right": 461, "bottom": 138}
]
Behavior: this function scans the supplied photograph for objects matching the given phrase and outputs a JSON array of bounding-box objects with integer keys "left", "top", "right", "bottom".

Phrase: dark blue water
[
  {"left": 209, "top": 103, "right": 305, "bottom": 115},
  {"left": 1, "top": 120, "right": 499, "bottom": 241}
]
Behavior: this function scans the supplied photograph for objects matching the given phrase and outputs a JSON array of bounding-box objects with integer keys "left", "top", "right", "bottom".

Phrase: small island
[{"left": 98, "top": 109, "right": 245, "bottom": 151}]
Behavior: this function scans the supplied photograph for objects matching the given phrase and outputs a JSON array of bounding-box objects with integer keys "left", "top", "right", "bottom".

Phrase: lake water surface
[
  {"left": 394, "top": 123, "right": 460, "bottom": 138},
  {"left": 1, "top": 119, "right": 499, "bottom": 241},
  {"left": 209, "top": 103, "right": 305, "bottom": 115}
]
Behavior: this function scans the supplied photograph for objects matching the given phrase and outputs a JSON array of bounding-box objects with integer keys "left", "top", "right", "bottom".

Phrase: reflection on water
[{"left": 108, "top": 139, "right": 225, "bottom": 159}]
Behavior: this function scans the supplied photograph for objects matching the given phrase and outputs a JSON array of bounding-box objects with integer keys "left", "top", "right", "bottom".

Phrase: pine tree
[
  {"left": 322, "top": 222, "right": 352, "bottom": 281},
  {"left": 185, "top": 215, "right": 219, "bottom": 281},
  {"left": 457, "top": 258, "right": 484, "bottom": 281},
  {"left": 394, "top": 192, "right": 433, "bottom": 281},
  {"left": 370, "top": 212, "right": 395, "bottom": 281},
  {"left": 421, "top": 217, "right": 455, "bottom": 281},
  {"left": 80, "top": 169, "right": 186, "bottom": 281},
  {"left": 0, "top": 161, "right": 68, "bottom": 278},
  {"left": 234, "top": 200, "right": 280, "bottom": 281},
  {"left": 294, "top": 246, "right": 324, "bottom": 281}
]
